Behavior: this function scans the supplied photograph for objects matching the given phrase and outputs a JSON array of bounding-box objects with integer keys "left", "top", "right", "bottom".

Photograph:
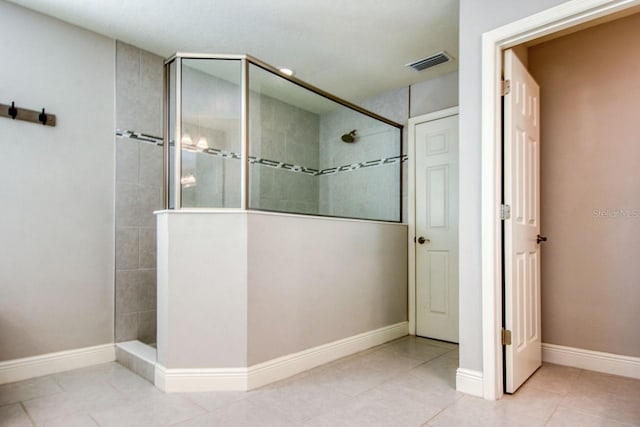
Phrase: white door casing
[
  {"left": 503, "top": 49, "right": 541, "bottom": 393},
  {"left": 479, "top": 0, "right": 639, "bottom": 401},
  {"left": 414, "top": 113, "right": 459, "bottom": 343}
]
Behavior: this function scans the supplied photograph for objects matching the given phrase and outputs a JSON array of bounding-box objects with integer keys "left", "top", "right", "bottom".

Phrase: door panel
[
  {"left": 504, "top": 49, "right": 542, "bottom": 393},
  {"left": 415, "top": 114, "right": 459, "bottom": 342}
]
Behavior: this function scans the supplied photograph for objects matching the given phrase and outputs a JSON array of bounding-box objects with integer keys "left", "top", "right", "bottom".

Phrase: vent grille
[{"left": 406, "top": 51, "right": 453, "bottom": 71}]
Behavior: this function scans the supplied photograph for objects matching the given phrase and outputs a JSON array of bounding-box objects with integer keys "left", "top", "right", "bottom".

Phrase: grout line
[
  {"left": 542, "top": 388, "right": 565, "bottom": 426},
  {"left": 421, "top": 393, "right": 461, "bottom": 426},
  {"left": 19, "top": 401, "right": 37, "bottom": 427},
  {"left": 48, "top": 374, "right": 67, "bottom": 392},
  {"left": 88, "top": 412, "right": 103, "bottom": 426}
]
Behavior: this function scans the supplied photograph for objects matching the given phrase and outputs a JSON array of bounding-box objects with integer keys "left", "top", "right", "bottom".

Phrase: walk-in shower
[
  {"left": 153, "top": 54, "right": 407, "bottom": 392},
  {"left": 164, "top": 53, "right": 403, "bottom": 221}
]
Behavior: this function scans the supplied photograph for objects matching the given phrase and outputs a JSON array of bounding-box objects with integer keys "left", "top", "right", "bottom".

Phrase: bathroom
[{"left": 0, "top": 1, "right": 457, "bottom": 391}]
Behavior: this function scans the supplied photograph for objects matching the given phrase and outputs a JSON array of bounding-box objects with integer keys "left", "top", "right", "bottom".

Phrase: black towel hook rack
[{"left": 1, "top": 101, "right": 56, "bottom": 127}]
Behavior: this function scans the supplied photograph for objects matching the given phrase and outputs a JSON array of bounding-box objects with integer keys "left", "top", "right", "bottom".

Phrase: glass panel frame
[{"left": 164, "top": 53, "right": 404, "bottom": 223}]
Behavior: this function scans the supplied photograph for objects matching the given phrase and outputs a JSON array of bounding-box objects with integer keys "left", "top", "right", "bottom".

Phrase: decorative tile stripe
[
  {"left": 116, "top": 129, "right": 163, "bottom": 144},
  {"left": 248, "top": 157, "right": 320, "bottom": 176},
  {"left": 116, "top": 129, "right": 407, "bottom": 177},
  {"left": 316, "top": 155, "right": 408, "bottom": 176}
]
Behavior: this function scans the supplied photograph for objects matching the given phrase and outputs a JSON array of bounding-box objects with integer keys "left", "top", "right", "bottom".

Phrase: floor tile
[
  {"left": 376, "top": 372, "right": 461, "bottom": 407},
  {"left": 426, "top": 395, "right": 546, "bottom": 427},
  {"left": 35, "top": 413, "right": 100, "bottom": 427},
  {"left": 382, "top": 338, "right": 451, "bottom": 362},
  {"left": 90, "top": 394, "right": 206, "bottom": 427},
  {"left": 561, "top": 387, "right": 640, "bottom": 425},
  {"left": 0, "top": 403, "right": 32, "bottom": 427},
  {"left": 499, "top": 383, "right": 564, "bottom": 422},
  {"left": 304, "top": 385, "right": 443, "bottom": 427},
  {"left": 440, "top": 348, "right": 459, "bottom": 360},
  {"left": 412, "top": 336, "right": 458, "bottom": 350},
  {"left": 172, "top": 399, "right": 295, "bottom": 427},
  {"left": 22, "top": 383, "right": 127, "bottom": 424},
  {"left": 53, "top": 362, "right": 160, "bottom": 400},
  {"left": 247, "top": 376, "right": 354, "bottom": 424},
  {"left": 345, "top": 347, "right": 425, "bottom": 374},
  {"left": 407, "top": 357, "right": 459, "bottom": 394},
  {"left": 574, "top": 370, "right": 640, "bottom": 403},
  {"left": 301, "top": 359, "right": 397, "bottom": 397},
  {"left": 179, "top": 390, "right": 248, "bottom": 412},
  {"left": 522, "top": 363, "right": 581, "bottom": 395},
  {"left": 3, "top": 339, "right": 637, "bottom": 427},
  {"left": 0, "top": 377, "right": 62, "bottom": 406},
  {"left": 547, "top": 406, "right": 636, "bottom": 427}
]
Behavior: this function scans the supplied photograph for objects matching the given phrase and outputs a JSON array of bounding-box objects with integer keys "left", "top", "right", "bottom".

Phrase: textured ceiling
[{"left": 8, "top": 0, "right": 459, "bottom": 102}]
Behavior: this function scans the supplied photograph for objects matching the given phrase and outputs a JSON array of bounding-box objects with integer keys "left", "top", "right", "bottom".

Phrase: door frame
[
  {"left": 408, "top": 106, "right": 459, "bottom": 336},
  {"left": 480, "top": 0, "right": 640, "bottom": 400}
]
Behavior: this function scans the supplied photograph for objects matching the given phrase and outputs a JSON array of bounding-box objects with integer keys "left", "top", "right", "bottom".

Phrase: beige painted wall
[{"left": 528, "top": 13, "right": 640, "bottom": 357}]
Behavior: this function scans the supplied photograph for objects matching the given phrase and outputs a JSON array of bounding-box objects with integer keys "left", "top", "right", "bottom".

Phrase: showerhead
[{"left": 341, "top": 130, "right": 358, "bottom": 143}]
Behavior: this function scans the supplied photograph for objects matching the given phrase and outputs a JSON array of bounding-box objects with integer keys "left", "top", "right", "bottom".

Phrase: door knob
[
  {"left": 536, "top": 234, "right": 547, "bottom": 244},
  {"left": 417, "top": 236, "right": 429, "bottom": 244}
]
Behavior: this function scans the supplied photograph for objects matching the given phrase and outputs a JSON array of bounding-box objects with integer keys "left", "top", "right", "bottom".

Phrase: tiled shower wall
[
  {"left": 114, "top": 41, "right": 163, "bottom": 343},
  {"left": 250, "top": 94, "right": 319, "bottom": 214}
]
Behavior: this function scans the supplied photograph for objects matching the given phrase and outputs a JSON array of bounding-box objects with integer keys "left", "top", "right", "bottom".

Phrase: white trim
[
  {"left": 542, "top": 343, "right": 640, "bottom": 379},
  {"left": 407, "top": 107, "right": 459, "bottom": 335},
  {"left": 456, "top": 368, "right": 484, "bottom": 397},
  {"left": 0, "top": 344, "right": 116, "bottom": 384},
  {"left": 155, "top": 364, "right": 248, "bottom": 392},
  {"left": 480, "top": 0, "right": 640, "bottom": 401},
  {"left": 155, "top": 321, "right": 408, "bottom": 392}
]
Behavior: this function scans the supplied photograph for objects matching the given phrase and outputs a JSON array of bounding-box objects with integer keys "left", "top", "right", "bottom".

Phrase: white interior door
[
  {"left": 503, "top": 49, "right": 542, "bottom": 393},
  {"left": 415, "top": 113, "right": 459, "bottom": 342}
]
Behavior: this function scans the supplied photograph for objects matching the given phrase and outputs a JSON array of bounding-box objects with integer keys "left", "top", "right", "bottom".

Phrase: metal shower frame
[{"left": 163, "top": 53, "right": 404, "bottom": 221}]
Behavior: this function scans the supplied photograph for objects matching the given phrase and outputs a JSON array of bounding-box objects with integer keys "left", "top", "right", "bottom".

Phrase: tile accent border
[
  {"left": 116, "top": 129, "right": 163, "bottom": 144},
  {"left": 456, "top": 368, "right": 484, "bottom": 398},
  {"left": 0, "top": 344, "right": 116, "bottom": 384},
  {"left": 116, "top": 128, "right": 407, "bottom": 177},
  {"left": 542, "top": 343, "right": 640, "bottom": 379},
  {"left": 155, "top": 321, "right": 409, "bottom": 392}
]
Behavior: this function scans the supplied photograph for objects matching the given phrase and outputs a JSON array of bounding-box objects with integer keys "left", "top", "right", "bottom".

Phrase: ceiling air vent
[{"left": 406, "top": 51, "right": 453, "bottom": 71}]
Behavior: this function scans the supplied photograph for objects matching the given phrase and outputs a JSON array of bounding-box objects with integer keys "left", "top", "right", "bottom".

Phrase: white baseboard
[
  {"left": 0, "top": 344, "right": 116, "bottom": 384},
  {"left": 542, "top": 343, "right": 640, "bottom": 379},
  {"left": 156, "top": 321, "right": 409, "bottom": 392},
  {"left": 155, "top": 364, "right": 248, "bottom": 391},
  {"left": 456, "top": 368, "right": 484, "bottom": 397}
]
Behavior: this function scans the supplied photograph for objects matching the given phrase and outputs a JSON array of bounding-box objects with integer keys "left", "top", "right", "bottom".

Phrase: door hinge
[
  {"left": 500, "top": 204, "right": 511, "bottom": 220},
  {"left": 502, "top": 329, "right": 512, "bottom": 346},
  {"left": 501, "top": 79, "right": 511, "bottom": 96}
]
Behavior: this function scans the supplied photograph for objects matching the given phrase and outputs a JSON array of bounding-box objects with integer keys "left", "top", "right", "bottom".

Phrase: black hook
[
  {"left": 8, "top": 101, "right": 17, "bottom": 119},
  {"left": 39, "top": 108, "right": 47, "bottom": 125}
]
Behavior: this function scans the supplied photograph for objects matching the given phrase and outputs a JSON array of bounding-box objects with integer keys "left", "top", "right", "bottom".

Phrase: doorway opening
[{"left": 482, "top": 0, "right": 640, "bottom": 400}]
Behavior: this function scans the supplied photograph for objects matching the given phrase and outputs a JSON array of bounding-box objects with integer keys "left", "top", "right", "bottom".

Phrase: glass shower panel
[
  {"left": 180, "top": 59, "right": 242, "bottom": 208},
  {"left": 248, "top": 63, "right": 402, "bottom": 222},
  {"left": 248, "top": 64, "right": 332, "bottom": 215},
  {"left": 165, "top": 54, "right": 403, "bottom": 222},
  {"left": 318, "top": 113, "right": 402, "bottom": 222}
]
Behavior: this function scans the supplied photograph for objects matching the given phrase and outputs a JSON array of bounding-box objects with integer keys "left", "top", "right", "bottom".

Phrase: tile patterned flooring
[{"left": 1, "top": 336, "right": 639, "bottom": 426}]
